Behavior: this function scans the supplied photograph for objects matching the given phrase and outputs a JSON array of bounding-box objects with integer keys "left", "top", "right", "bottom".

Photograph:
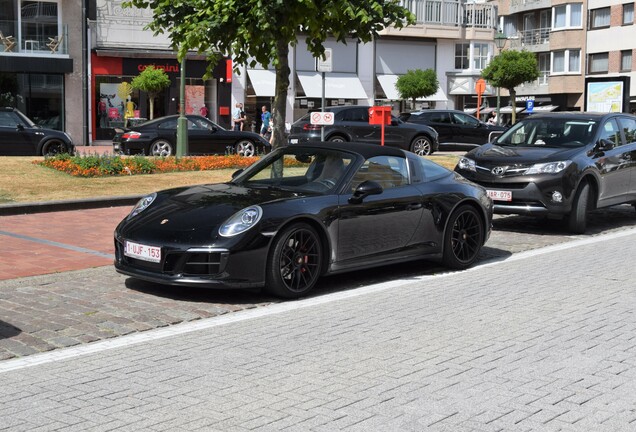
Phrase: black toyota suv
[
  {"left": 454, "top": 112, "right": 636, "bottom": 233},
  {"left": 0, "top": 107, "right": 74, "bottom": 156},
  {"left": 400, "top": 109, "right": 507, "bottom": 151},
  {"left": 288, "top": 105, "right": 439, "bottom": 155}
]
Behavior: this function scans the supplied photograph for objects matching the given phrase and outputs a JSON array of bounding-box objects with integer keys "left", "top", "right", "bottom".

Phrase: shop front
[{"left": 91, "top": 53, "right": 232, "bottom": 140}]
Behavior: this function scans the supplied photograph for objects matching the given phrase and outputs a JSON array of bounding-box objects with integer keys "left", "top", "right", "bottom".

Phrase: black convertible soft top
[{"left": 288, "top": 141, "right": 407, "bottom": 160}]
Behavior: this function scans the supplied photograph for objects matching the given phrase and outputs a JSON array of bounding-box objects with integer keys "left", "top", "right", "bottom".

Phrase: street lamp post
[
  {"left": 176, "top": 56, "right": 187, "bottom": 158},
  {"left": 494, "top": 30, "right": 508, "bottom": 126}
]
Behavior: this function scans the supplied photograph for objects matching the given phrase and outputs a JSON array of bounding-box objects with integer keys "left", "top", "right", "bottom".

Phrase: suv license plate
[
  {"left": 124, "top": 240, "right": 161, "bottom": 263},
  {"left": 487, "top": 190, "right": 512, "bottom": 202}
]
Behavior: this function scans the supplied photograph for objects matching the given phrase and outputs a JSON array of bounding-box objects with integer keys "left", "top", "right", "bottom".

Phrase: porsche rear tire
[
  {"left": 265, "top": 223, "right": 323, "bottom": 298},
  {"left": 442, "top": 205, "right": 484, "bottom": 269}
]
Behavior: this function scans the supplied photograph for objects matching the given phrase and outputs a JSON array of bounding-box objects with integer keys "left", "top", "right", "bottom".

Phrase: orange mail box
[{"left": 368, "top": 106, "right": 392, "bottom": 125}]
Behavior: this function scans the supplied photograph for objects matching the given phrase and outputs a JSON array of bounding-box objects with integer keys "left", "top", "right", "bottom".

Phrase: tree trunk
[
  {"left": 509, "top": 88, "right": 516, "bottom": 125},
  {"left": 272, "top": 40, "right": 290, "bottom": 151},
  {"left": 148, "top": 93, "right": 155, "bottom": 120}
]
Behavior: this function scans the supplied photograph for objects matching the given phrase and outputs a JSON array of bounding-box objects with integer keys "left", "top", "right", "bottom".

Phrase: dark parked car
[
  {"left": 288, "top": 106, "right": 439, "bottom": 156},
  {"left": 454, "top": 112, "right": 636, "bottom": 233},
  {"left": 114, "top": 142, "right": 492, "bottom": 298},
  {"left": 113, "top": 114, "right": 270, "bottom": 157},
  {"left": 0, "top": 107, "right": 74, "bottom": 156},
  {"left": 400, "top": 109, "right": 507, "bottom": 151}
]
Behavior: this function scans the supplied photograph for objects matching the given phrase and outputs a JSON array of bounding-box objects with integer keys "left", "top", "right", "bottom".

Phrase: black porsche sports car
[
  {"left": 112, "top": 114, "right": 270, "bottom": 157},
  {"left": 114, "top": 142, "right": 492, "bottom": 298}
]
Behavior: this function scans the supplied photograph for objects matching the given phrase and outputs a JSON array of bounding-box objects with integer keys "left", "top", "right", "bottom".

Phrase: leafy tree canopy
[
  {"left": 123, "top": 0, "right": 415, "bottom": 148},
  {"left": 395, "top": 69, "right": 438, "bottom": 107},
  {"left": 131, "top": 66, "right": 171, "bottom": 119},
  {"left": 481, "top": 50, "right": 539, "bottom": 123}
]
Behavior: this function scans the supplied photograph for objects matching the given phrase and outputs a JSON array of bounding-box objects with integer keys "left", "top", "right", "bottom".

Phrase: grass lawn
[{"left": 0, "top": 154, "right": 460, "bottom": 204}]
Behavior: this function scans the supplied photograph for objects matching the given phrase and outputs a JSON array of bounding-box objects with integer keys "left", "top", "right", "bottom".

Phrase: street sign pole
[
  {"left": 316, "top": 49, "right": 332, "bottom": 142},
  {"left": 321, "top": 72, "right": 325, "bottom": 141}
]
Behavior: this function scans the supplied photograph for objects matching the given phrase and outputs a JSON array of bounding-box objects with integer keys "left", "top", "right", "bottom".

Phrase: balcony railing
[
  {"left": 399, "top": 0, "right": 497, "bottom": 28},
  {"left": 0, "top": 21, "right": 68, "bottom": 55},
  {"left": 519, "top": 27, "right": 550, "bottom": 46}
]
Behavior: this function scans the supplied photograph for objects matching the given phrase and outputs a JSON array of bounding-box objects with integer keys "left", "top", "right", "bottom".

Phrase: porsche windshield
[
  {"left": 495, "top": 118, "right": 599, "bottom": 148},
  {"left": 233, "top": 148, "right": 355, "bottom": 194}
]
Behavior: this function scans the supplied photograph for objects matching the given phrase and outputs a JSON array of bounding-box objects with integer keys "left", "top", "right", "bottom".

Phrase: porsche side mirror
[
  {"left": 348, "top": 180, "right": 383, "bottom": 204},
  {"left": 16, "top": 124, "right": 25, "bottom": 131}
]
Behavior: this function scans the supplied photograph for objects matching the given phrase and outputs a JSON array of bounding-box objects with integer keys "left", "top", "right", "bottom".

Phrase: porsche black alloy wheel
[
  {"left": 442, "top": 205, "right": 483, "bottom": 269},
  {"left": 266, "top": 223, "right": 323, "bottom": 298}
]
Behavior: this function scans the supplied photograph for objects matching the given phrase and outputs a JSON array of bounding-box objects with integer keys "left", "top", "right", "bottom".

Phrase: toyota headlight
[
  {"left": 525, "top": 161, "right": 572, "bottom": 175},
  {"left": 457, "top": 157, "right": 476, "bottom": 172},
  {"left": 219, "top": 205, "right": 263, "bottom": 237},
  {"left": 128, "top": 193, "right": 156, "bottom": 219}
]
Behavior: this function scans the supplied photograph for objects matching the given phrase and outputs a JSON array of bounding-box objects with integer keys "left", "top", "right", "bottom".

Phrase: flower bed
[{"left": 36, "top": 154, "right": 261, "bottom": 177}]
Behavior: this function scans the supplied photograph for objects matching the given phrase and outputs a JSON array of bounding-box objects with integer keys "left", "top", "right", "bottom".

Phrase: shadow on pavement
[{"left": 0, "top": 320, "right": 21, "bottom": 339}]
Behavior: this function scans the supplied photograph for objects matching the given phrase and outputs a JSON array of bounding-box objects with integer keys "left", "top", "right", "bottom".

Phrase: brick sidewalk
[{"left": 0, "top": 206, "right": 131, "bottom": 280}]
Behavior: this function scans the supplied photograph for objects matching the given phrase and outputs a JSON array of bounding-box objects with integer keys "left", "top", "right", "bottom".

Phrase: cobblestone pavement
[
  {"left": 0, "top": 203, "right": 634, "bottom": 361},
  {"left": 0, "top": 228, "right": 635, "bottom": 431}
]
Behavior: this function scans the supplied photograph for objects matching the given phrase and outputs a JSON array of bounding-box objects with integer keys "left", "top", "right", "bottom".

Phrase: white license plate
[
  {"left": 487, "top": 190, "right": 512, "bottom": 202},
  {"left": 124, "top": 240, "right": 161, "bottom": 263},
  {"left": 289, "top": 138, "right": 299, "bottom": 144}
]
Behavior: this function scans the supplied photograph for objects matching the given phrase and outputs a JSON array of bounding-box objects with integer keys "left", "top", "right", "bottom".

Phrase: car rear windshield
[{"left": 495, "top": 118, "right": 599, "bottom": 148}]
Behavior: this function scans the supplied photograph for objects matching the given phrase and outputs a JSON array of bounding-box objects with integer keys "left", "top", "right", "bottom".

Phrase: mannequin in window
[{"left": 124, "top": 96, "right": 136, "bottom": 127}]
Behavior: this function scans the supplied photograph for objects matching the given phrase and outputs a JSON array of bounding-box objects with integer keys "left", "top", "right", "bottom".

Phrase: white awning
[
  {"left": 297, "top": 72, "right": 367, "bottom": 99},
  {"left": 499, "top": 106, "right": 525, "bottom": 113},
  {"left": 524, "top": 104, "right": 558, "bottom": 113},
  {"left": 247, "top": 69, "right": 276, "bottom": 97},
  {"left": 377, "top": 74, "right": 447, "bottom": 101}
]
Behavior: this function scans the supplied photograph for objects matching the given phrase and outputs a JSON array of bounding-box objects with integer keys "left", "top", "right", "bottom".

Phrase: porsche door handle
[{"left": 407, "top": 203, "right": 422, "bottom": 211}]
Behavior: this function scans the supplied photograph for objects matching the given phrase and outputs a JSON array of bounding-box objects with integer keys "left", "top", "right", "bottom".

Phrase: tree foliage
[
  {"left": 481, "top": 50, "right": 539, "bottom": 124},
  {"left": 123, "top": 0, "right": 415, "bottom": 148},
  {"left": 131, "top": 66, "right": 171, "bottom": 120},
  {"left": 395, "top": 69, "right": 439, "bottom": 109}
]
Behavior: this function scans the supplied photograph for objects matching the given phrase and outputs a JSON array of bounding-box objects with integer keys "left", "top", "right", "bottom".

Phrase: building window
[
  {"left": 588, "top": 53, "right": 609, "bottom": 74},
  {"left": 455, "top": 43, "right": 469, "bottom": 70},
  {"left": 621, "top": 50, "right": 632, "bottom": 71},
  {"left": 538, "top": 52, "right": 550, "bottom": 85},
  {"left": 590, "top": 7, "right": 611, "bottom": 29},
  {"left": 624, "top": 3, "right": 634, "bottom": 25},
  {"left": 553, "top": 3, "right": 582, "bottom": 30},
  {"left": 551, "top": 49, "right": 580, "bottom": 74},
  {"left": 473, "top": 43, "right": 489, "bottom": 70}
]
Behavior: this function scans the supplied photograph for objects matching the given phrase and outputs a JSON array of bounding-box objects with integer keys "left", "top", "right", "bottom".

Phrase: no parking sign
[{"left": 310, "top": 112, "right": 334, "bottom": 125}]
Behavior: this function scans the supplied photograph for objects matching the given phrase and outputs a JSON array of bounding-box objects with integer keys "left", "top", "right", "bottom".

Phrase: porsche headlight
[
  {"left": 525, "top": 161, "right": 572, "bottom": 175},
  {"left": 128, "top": 193, "right": 156, "bottom": 219},
  {"left": 219, "top": 205, "right": 263, "bottom": 237},
  {"left": 457, "top": 157, "right": 476, "bottom": 172}
]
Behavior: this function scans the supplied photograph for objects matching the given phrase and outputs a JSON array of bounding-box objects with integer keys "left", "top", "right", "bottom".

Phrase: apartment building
[
  {"left": 0, "top": 0, "right": 85, "bottom": 143},
  {"left": 238, "top": 0, "right": 499, "bottom": 128},
  {"left": 0, "top": 0, "right": 500, "bottom": 144},
  {"left": 494, "top": 0, "right": 635, "bottom": 114}
]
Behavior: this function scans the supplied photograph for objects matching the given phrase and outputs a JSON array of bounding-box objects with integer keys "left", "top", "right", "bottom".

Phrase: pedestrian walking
[{"left": 260, "top": 105, "right": 271, "bottom": 137}]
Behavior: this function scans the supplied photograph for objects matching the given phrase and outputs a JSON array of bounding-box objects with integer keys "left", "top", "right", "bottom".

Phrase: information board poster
[{"left": 585, "top": 77, "right": 630, "bottom": 113}]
